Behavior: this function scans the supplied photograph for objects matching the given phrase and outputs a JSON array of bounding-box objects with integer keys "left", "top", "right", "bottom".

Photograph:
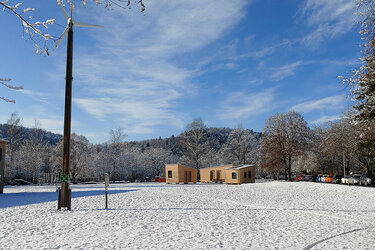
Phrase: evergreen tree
[{"left": 342, "top": 0, "right": 375, "bottom": 121}]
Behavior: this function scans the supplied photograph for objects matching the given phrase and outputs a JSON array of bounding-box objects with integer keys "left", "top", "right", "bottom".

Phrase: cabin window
[
  {"left": 248, "top": 171, "right": 251, "bottom": 178},
  {"left": 244, "top": 172, "right": 247, "bottom": 178},
  {"left": 232, "top": 172, "right": 237, "bottom": 179},
  {"left": 168, "top": 170, "right": 172, "bottom": 178}
]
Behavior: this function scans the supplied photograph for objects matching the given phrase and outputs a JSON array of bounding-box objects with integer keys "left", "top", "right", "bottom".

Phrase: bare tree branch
[{"left": 0, "top": 78, "right": 24, "bottom": 103}]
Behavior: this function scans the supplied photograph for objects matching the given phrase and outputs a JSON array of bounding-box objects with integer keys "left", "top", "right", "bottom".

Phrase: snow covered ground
[{"left": 1, "top": 181, "right": 375, "bottom": 249}]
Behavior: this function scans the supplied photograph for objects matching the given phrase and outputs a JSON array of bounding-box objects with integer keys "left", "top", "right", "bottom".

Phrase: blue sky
[{"left": 0, "top": 0, "right": 360, "bottom": 143}]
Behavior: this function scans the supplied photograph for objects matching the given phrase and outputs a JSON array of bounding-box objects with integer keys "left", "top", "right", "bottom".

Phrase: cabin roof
[{"left": 225, "top": 164, "right": 255, "bottom": 170}]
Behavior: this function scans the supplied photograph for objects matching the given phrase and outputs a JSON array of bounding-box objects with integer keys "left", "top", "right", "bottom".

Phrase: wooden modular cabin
[
  {"left": 201, "top": 164, "right": 255, "bottom": 184},
  {"left": 224, "top": 164, "right": 255, "bottom": 184},
  {"left": 165, "top": 164, "right": 197, "bottom": 184}
]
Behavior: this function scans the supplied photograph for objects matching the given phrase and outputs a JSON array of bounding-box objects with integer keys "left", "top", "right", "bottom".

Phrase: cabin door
[
  {"left": 185, "top": 171, "right": 191, "bottom": 183},
  {"left": 210, "top": 171, "right": 214, "bottom": 181},
  {"left": 217, "top": 171, "right": 221, "bottom": 181}
]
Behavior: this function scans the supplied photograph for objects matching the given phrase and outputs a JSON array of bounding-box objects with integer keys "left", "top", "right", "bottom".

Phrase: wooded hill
[{"left": 0, "top": 124, "right": 62, "bottom": 146}]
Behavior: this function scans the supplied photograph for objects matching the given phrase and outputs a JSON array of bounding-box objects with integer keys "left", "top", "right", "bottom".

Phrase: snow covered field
[{"left": 1, "top": 181, "right": 375, "bottom": 249}]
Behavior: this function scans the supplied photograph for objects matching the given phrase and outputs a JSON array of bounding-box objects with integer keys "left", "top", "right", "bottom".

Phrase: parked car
[
  {"left": 152, "top": 176, "right": 166, "bottom": 182},
  {"left": 332, "top": 175, "right": 343, "bottom": 184},
  {"left": 8, "top": 179, "right": 32, "bottom": 186},
  {"left": 341, "top": 175, "right": 349, "bottom": 184},
  {"left": 316, "top": 175, "right": 321, "bottom": 182},
  {"left": 325, "top": 175, "right": 333, "bottom": 183},
  {"left": 348, "top": 174, "right": 361, "bottom": 185},
  {"left": 295, "top": 174, "right": 304, "bottom": 181},
  {"left": 311, "top": 174, "right": 318, "bottom": 182},
  {"left": 321, "top": 174, "right": 328, "bottom": 183},
  {"left": 359, "top": 173, "right": 375, "bottom": 186},
  {"left": 303, "top": 175, "right": 314, "bottom": 182}
]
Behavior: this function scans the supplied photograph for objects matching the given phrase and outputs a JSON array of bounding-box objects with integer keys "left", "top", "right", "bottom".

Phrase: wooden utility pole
[
  {"left": 58, "top": 21, "right": 73, "bottom": 210},
  {"left": 55, "top": 2, "right": 102, "bottom": 210}
]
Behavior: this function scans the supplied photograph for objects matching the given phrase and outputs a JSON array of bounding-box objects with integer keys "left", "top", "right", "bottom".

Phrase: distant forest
[
  {"left": 0, "top": 124, "right": 62, "bottom": 146},
  {"left": 0, "top": 115, "right": 261, "bottom": 184}
]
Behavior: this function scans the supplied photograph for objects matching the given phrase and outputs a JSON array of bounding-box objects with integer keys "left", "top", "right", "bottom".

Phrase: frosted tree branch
[
  {"left": 0, "top": 78, "right": 24, "bottom": 90},
  {"left": 1, "top": 0, "right": 146, "bottom": 55},
  {"left": 0, "top": 78, "right": 24, "bottom": 103},
  {"left": 0, "top": 96, "right": 16, "bottom": 103},
  {"left": 1, "top": 1, "right": 56, "bottom": 54}
]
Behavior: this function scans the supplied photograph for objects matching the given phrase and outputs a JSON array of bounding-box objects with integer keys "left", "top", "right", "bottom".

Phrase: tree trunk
[{"left": 288, "top": 155, "right": 292, "bottom": 181}]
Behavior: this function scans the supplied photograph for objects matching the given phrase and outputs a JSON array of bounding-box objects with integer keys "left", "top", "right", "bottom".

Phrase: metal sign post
[{"left": 105, "top": 173, "right": 109, "bottom": 209}]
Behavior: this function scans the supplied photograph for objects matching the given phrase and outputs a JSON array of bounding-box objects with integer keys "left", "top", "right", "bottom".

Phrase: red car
[
  {"left": 295, "top": 174, "right": 304, "bottom": 181},
  {"left": 152, "top": 176, "right": 166, "bottom": 182}
]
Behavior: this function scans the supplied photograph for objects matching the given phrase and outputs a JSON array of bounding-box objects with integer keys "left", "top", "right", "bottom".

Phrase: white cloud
[
  {"left": 248, "top": 79, "right": 264, "bottom": 85},
  {"left": 77, "top": 131, "right": 109, "bottom": 143},
  {"left": 298, "top": 0, "right": 356, "bottom": 47},
  {"left": 269, "top": 61, "right": 302, "bottom": 81},
  {"left": 74, "top": 95, "right": 185, "bottom": 134},
  {"left": 71, "top": 0, "right": 250, "bottom": 134},
  {"left": 311, "top": 115, "right": 341, "bottom": 125},
  {"left": 291, "top": 95, "right": 346, "bottom": 113},
  {"left": 238, "top": 40, "right": 292, "bottom": 60},
  {"left": 301, "top": 0, "right": 355, "bottom": 26},
  {"left": 21, "top": 116, "right": 80, "bottom": 134},
  {"left": 225, "top": 63, "right": 238, "bottom": 69},
  {"left": 265, "top": 59, "right": 359, "bottom": 82},
  {"left": 19, "top": 89, "right": 51, "bottom": 104},
  {"left": 0, "top": 113, "right": 72, "bottom": 135},
  {"left": 219, "top": 88, "right": 276, "bottom": 120}
]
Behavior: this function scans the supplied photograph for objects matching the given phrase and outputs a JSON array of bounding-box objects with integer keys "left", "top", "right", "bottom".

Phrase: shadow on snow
[{"left": 0, "top": 189, "right": 137, "bottom": 209}]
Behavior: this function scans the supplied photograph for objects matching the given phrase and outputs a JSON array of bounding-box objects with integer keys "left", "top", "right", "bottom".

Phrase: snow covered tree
[
  {"left": 260, "top": 111, "right": 311, "bottom": 181},
  {"left": 317, "top": 112, "right": 360, "bottom": 175},
  {"left": 108, "top": 127, "right": 127, "bottom": 182},
  {"left": 341, "top": 0, "right": 375, "bottom": 121},
  {"left": 179, "top": 119, "right": 211, "bottom": 177},
  {"left": 39, "top": 144, "right": 54, "bottom": 183},
  {"left": 69, "top": 134, "right": 91, "bottom": 183},
  {"left": 15, "top": 120, "right": 47, "bottom": 183},
  {"left": 356, "top": 120, "right": 375, "bottom": 173},
  {"left": 93, "top": 145, "right": 112, "bottom": 180},
  {"left": 143, "top": 147, "right": 171, "bottom": 177},
  {"left": 56, "top": 134, "right": 91, "bottom": 183},
  {"left": 339, "top": 0, "right": 375, "bottom": 175},
  {"left": 53, "top": 133, "right": 93, "bottom": 183},
  {"left": 259, "top": 138, "right": 284, "bottom": 180},
  {"left": 221, "top": 125, "right": 258, "bottom": 165},
  {"left": 3, "top": 113, "right": 23, "bottom": 180}
]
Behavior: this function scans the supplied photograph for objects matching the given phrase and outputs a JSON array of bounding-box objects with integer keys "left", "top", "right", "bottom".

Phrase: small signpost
[
  {"left": 105, "top": 173, "right": 109, "bottom": 209},
  {"left": 0, "top": 140, "right": 7, "bottom": 194},
  {"left": 58, "top": 174, "right": 71, "bottom": 210}
]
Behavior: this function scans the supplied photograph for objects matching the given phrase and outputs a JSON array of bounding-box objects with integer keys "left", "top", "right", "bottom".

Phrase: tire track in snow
[{"left": 303, "top": 227, "right": 374, "bottom": 250}]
